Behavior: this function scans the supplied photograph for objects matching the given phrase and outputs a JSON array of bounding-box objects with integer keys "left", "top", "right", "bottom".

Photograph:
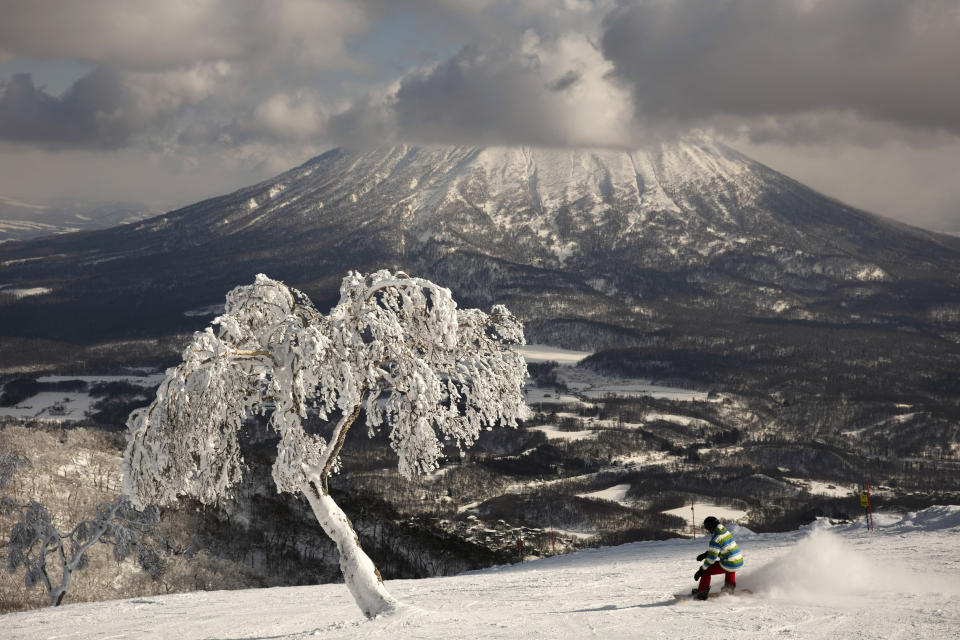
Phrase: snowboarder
[{"left": 691, "top": 516, "right": 743, "bottom": 600}]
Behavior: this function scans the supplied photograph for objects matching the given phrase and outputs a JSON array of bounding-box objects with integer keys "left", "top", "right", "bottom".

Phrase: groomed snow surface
[{"left": 6, "top": 507, "right": 959, "bottom": 639}]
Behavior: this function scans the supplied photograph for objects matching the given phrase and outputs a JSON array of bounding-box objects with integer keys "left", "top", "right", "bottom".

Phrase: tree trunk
[{"left": 302, "top": 480, "right": 399, "bottom": 619}]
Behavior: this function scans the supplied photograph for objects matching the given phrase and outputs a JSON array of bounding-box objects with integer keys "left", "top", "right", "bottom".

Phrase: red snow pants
[{"left": 698, "top": 563, "right": 735, "bottom": 592}]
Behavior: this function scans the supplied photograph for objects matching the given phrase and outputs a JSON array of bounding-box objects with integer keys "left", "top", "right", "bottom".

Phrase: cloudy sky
[{"left": 1, "top": 0, "right": 958, "bottom": 231}]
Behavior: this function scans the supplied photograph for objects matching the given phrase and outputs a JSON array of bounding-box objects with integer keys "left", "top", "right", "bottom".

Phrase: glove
[
  {"left": 696, "top": 552, "right": 708, "bottom": 562},
  {"left": 694, "top": 568, "right": 705, "bottom": 581}
]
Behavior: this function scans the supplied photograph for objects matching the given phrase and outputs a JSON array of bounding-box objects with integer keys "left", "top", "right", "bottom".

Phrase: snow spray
[{"left": 748, "top": 527, "right": 960, "bottom": 602}]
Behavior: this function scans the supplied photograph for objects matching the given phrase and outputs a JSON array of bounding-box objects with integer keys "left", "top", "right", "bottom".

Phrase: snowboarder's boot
[
  {"left": 721, "top": 583, "right": 736, "bottom": 595},
  {"left": 691, "top": 588, "right": 709, "bottom": 601}
]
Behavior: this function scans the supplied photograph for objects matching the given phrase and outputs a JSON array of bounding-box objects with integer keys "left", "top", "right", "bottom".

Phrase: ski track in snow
[{"left": 4, "top": 508, "right": 959, "bottom": 639}]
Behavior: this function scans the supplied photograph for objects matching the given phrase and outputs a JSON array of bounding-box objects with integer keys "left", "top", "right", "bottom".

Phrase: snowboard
[{"left": 674, "top": 588, "right": 752, "bottom": 601}]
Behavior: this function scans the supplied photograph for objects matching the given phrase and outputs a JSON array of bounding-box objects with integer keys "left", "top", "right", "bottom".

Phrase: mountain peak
[{"left": 213, "top": 137, "right": 770, "bottom": 268}]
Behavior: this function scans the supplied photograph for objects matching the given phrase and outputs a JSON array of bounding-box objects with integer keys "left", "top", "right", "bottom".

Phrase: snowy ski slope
[{"left": 4, "top": 506, "right": 958, "bottom": 639}]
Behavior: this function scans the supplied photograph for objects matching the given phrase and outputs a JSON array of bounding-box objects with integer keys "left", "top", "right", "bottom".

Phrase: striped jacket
[{"left": 700, "top": 523, "right": 744, "bottom": 572}]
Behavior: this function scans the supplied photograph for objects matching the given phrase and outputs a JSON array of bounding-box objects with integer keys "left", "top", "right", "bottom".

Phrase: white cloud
[
  {"left": 252, "top": 91, "right": 328, "bottom": 140},
  {"left": 126, "top": 63, "right": 234, "bottom": 124}
]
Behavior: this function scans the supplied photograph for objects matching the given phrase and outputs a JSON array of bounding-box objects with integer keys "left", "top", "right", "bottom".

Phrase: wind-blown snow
[{"left": 4, "top": 507, "right": 958, "bottom": 639}]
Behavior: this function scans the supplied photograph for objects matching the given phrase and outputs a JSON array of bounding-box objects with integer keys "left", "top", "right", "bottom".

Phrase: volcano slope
[{"left": 2, "top": 137, "right": 960, "bottom": 458}]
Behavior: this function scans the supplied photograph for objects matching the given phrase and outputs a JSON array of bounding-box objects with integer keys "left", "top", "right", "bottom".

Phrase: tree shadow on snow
[
  {"left": 557, "top": 598, "right": 676, "bottom": 613},
  {"left": 205, "top": 631, "right": 326, "bottom": 640}
]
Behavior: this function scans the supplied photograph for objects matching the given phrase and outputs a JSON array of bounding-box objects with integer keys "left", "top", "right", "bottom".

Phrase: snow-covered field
[
  {"left": 517, "top": 344, "right": 592, "bottom": 365},
  {"left": 0, "top": 286, "right": 52, "bottom": 298},
  {"left": 523, "top": 387, "right": 584, "bottom": 406},
  {"left": 0, "top": 373, "right": 162, "bottom": 420},
  {"left": 0, "top": 391, "right": 97, "bottom": 420},
  {"left": 571, "top": 485, "right": 748, "bottom": 526},
  {"left": 784, "top": 478, "right": 858, "bottom": 498},
  {"left": 518, "top": 344, "right": 709, "bottom": 401},
  {"left": 528, "top": 424, "right": 597, "bottom": 441},
  {"left": 577, "top": 483, "right": 632, "bottom": 504},
  {"left": 5, "top": 507, "right": 958, "bottom": 639},
  {"left": 662, "top": 501, "right": 749, "bottom": 524},
  {"left": 556, "top": 366, "right": 711, "bottom": 402}
]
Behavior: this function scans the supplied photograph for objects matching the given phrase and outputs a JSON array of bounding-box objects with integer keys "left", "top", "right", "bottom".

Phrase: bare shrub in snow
[{"left": 123, "top": 271, "right": 530, "bottom": 617}]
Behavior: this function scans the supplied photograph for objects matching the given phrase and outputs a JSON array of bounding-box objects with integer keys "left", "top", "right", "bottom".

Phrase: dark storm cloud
[
  {"left": 326, "top": 98, "right": 398, "bottom": 150},
  {"left": 601, "top": 0, "right": 960, "bottom": 139},
  {"left": 327, "top": 46, "right": 571, "bottom": 148},
  {"left": 0, "top": 70, "right": 134, "bottom": 147},
  {"left": 0, "top": 62, "right": 232, "bottom": 149},
  {"left": 390, "top": 47, "right": 567, "bottom": 146}
]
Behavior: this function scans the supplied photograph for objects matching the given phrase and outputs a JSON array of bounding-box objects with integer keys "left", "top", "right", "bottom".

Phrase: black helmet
[{"left": 703, "top": 516, "right": 720, "bottom": 531}]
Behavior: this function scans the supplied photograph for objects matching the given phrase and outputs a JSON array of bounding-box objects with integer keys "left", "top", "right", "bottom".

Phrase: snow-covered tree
[
  {"left": 3, "top": 497, "right": 163, "bottom": 606},
  {"left": 123, "top": 270, "right": 530, "bottom": 617}
]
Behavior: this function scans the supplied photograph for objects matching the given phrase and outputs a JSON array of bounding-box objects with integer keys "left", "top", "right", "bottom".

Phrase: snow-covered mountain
[
  {"left": 4, "top": 506, "right": 959, "bottom": 639},
  {"left": 2, "top": 136, "right": 959, "bottom": 345}
]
